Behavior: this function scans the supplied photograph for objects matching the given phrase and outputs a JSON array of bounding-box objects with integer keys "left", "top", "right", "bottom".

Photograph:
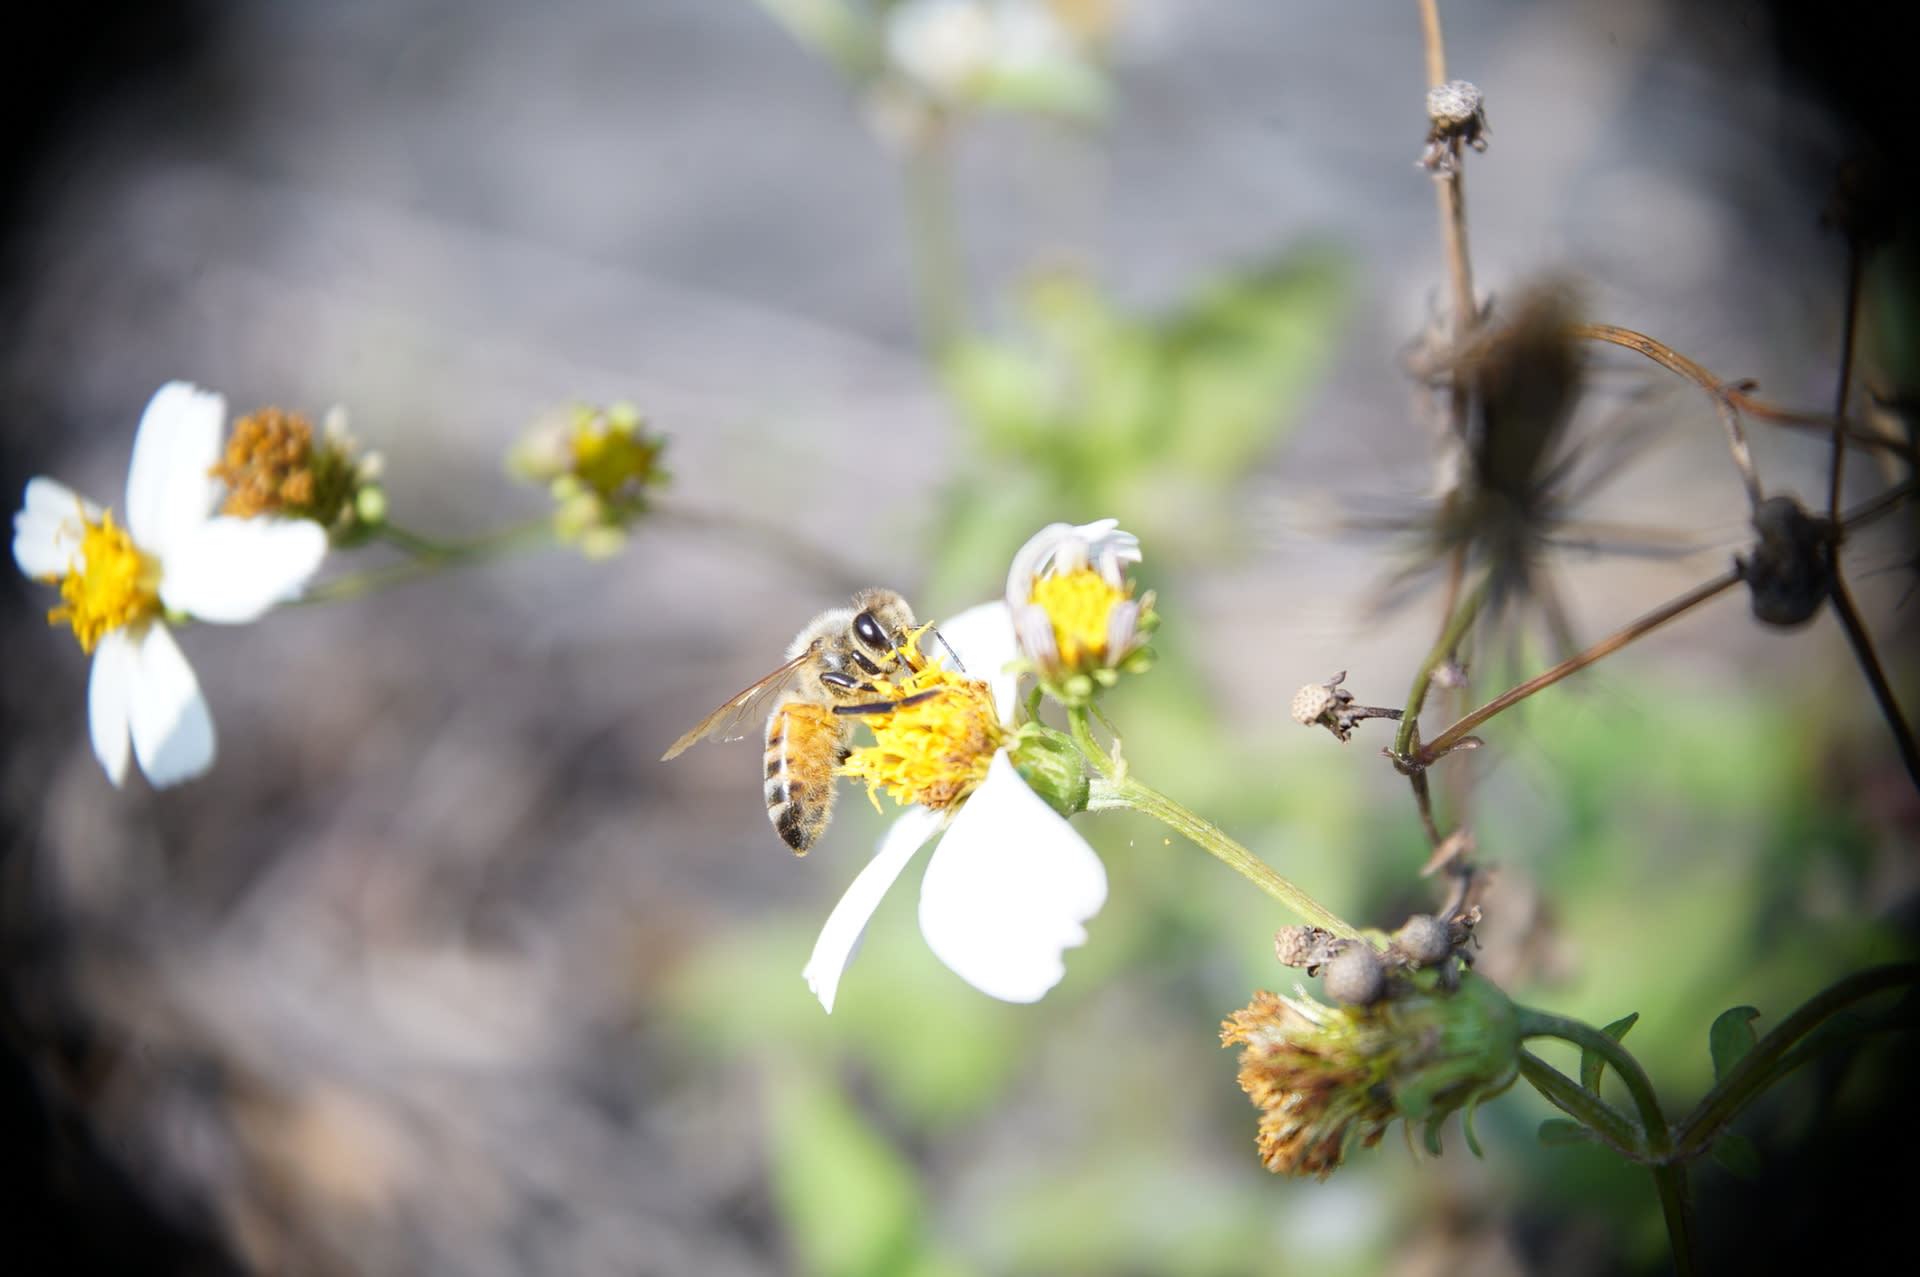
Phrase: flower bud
[{"left": 1007, "top": 723, "right": 1090, "bottom": 817}]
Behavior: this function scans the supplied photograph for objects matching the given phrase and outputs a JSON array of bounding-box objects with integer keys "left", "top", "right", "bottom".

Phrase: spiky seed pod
[{"left": 1738, "top": 496, "right": 1835, "bottom": 628}]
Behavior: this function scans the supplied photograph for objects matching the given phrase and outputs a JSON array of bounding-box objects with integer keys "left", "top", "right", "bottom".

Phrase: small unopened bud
[
  {"left": 1394, "top": 914, "right": 1453, "bottom": 966},
  {"left": 1323, "top": 943, "right": 1386, "bottom": 1006},
  {"left": 1007, "top": 724, "right": 1090, "bottom": 817}
]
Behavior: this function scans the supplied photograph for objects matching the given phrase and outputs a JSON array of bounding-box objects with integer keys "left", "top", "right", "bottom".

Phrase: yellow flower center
[
  {"left": 840, "top": 664, "right": 1007, "bottom": 811},
  {"left": 569, "top": 408, "right": 665, "bottom": 501},
  {"left": 47, "top": 509, "right": 161, "bottom": 653},
  {"left": 1029, "top": 566, "right": 1130, "bottom": 668}
]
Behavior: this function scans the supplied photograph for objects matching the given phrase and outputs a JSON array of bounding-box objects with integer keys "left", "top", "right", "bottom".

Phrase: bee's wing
[{"left": 661, "top": 650, "right": 814, "bottom": 760}]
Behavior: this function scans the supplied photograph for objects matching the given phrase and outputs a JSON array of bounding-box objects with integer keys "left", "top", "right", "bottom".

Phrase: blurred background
[{"left": 2, "top": 1, "right": 1915, "bottom": 1273}]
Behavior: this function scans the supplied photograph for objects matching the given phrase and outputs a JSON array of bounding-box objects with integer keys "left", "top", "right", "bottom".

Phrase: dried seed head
[
  {"left": 1322, "top": 944, "right": 1387, "bottom": 1006},
  {"left": 1275, "top": 926, "right": 1344, "bottom": 971},
  {"left": 1738, "top": 496, "right": 1835, "bottom": 628},
  {"left": 1420, "top": 79, "right": 1489, "bottom": 172},
  {"left": 1290, "top": 680, "right": 1342, "bottom": 726}
]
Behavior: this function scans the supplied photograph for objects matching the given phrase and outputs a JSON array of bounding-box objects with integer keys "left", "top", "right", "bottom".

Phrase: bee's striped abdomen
[{"left": 764, "top": 702, "right": 849, "bottom": 854}]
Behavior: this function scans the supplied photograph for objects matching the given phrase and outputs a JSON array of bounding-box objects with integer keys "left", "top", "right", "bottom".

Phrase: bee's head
[{"left": 849, "top": 588, "right": 916, "bottom": 659}]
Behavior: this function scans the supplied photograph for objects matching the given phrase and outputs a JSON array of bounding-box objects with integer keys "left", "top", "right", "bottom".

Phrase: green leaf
[
  {"left": 1153, "top": 252, "right": 1349, "bottom": 481},
  {"left": 1421, "top": 1115, "right": 1447, "bottom": 1156},
  {"left": 1711, "top": 1132, "right": 1763, "bottom": 1181},
  {"left": 1537, "top": 1119, "right": 1596, "bottom": 1148},
  {"left": 1580, "top": 1012, "right": 1641, "bottom": 1093},
  {"left": 768, "top": 1067, "right": 925, "bottom": 1277},
  {"left": 1709, "top": 1006, "right": 1761, "bottom": 1082}
]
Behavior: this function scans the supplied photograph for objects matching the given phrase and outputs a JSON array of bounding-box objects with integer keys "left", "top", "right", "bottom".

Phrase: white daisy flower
[
  {"left": 884, "top": 0, "right": 1101, "bottom": 107},
  {"left": 802, "top": 595, "right": 1108, "bottom": 1013},
  {"left": 13, "top": 381, "right": 329, "bottom": 787},
  {"left": 1004, "top": 517, "right": 1148, "bottom": 686}
]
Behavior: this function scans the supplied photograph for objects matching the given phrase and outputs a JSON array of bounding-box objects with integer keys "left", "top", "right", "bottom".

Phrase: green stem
[
  {"left": 904, "top": 117, "right": 964, "bottom": 361},
  {"left": 1518, "top": 1006, "right": 1692, "bottom": 1274},
  {"left": 1086, "top": 771, "right": 1361, "bottom": 940},
  {"left": 1392, "top": 575, "right": 1489, "bottom": 761},
  {"left": 1516, "top": 1050, "right": 1641, "bottom": 1155},
  {"left": 1516, "top": 1006, "right": 1672, "bottom": 1156},
  {"left": 299, "top": 518, "right": 553, "bottom": 604},
  {"left": 1652, "top": 1164, "right": 1699, "bottom": 1277},
  {"left": 1674, "top": 961, "right": 1920, "bottom": 1157}
]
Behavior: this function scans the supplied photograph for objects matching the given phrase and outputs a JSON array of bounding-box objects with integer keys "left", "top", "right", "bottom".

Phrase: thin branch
[
  {"left": 1573, "top": 322, "right": 1916, "bottom": 465},
  {"left": 1828, "top": 245, "right": 1863, "bottom": 524},
  {"left": 1573, "top": 323, "right": 1762, "bottom": 508},
  {"left": 1418, "top": 569, "right": 1743, "bottom": 764},
  {"left": 1828, "top": 573, "right": 1920, "bottom": 791}
]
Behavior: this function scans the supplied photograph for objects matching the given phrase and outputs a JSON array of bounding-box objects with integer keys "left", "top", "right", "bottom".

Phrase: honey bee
[{"left": 662, "top": 588, "right": 925, "bottom": 853}]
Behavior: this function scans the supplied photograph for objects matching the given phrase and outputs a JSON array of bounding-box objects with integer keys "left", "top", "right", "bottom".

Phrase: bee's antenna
[{"left": 924, "top": 623, "right": 965, "bottom": 673}]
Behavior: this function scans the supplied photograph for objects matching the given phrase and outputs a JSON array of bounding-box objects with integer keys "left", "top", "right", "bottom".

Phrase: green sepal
[{"left": 1461, "top": 1097, "right": 1486, "bottom": 1158}]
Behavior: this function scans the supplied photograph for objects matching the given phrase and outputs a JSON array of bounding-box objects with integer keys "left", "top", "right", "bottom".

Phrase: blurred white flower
[
  {"left": 883, "top": 0, "right": 1107, "bottom": 113},
  {"left": 13, "top": 381, "right": 329, "bottom": 787},
  {"left": 803, "top": 599, "right": 1107, "bottom": 1011}
]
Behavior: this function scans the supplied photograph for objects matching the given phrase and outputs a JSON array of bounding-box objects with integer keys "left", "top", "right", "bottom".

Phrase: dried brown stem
[
  {"left": 1829, "top": 246, "right": 1863, "bottom": 523},
  {"left": 1572, "top": 322, "right": 1916, "bottom": 465},
  {"left": 1418, "top": 568, "right": 1744, "bottom": 765},
  {"left": 1827, "top": 573, "right": 1920, "bottom": 791}
]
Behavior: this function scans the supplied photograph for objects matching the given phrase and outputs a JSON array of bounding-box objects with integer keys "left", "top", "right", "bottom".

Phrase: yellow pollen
[
  {"left": 1030, "top": 566, "right": 1130, "bottom": 669},
  {"left": 47, "top": 509, "right": 161, "bottom": 653},
  {"left": 840, "top": 665, "right": 1006, "bottom": 811},
  {"left": 212, "top": 407, "right": 325, "bottom": 518}
]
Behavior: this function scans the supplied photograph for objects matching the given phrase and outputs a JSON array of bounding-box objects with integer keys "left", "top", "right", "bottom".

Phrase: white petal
[
  {"left": 159, "top": 516, "right": 327, "bottom": 623},
  {"left": 126, "top": 623, "right": 215, "bottom": 787},
  {"left": 14, "top": 477, "right": 102, "bottom": 579},
  {"left": 125, "top": 382, "right": 225, "bottom": 556},
  {"left": 1004, "top": 518, "right": 1140, "bottom": 602},
  {"left": 918, "top": 751, "right": 1106, "bottom": 1003},
  {"left": 803, "top": 805, "right": 946, "bottom": 1013},
  {"left": 87, "top": 630, "right": 136, "bottom": 787},
  {"left": 936, "top": 600, "right": 1021, "bottom": 716},
  {"left": 1005, "top": 521, "right": 1078, "bottom": 606}
]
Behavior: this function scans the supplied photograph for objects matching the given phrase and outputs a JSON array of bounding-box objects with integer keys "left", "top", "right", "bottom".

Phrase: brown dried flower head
[{"left": 1221, "top": 973, "right": 1520, "bottom": 1177}]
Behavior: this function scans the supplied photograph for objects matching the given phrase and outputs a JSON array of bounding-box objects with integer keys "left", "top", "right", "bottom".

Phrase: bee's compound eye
[{"left": 853, "top": 610, "right": 888, "bottom": 650}]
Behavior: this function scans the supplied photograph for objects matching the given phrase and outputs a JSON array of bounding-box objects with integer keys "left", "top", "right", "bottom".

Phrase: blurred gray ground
[{"left": 0, "top": 1, "right": 1905, "bottom": 1274}]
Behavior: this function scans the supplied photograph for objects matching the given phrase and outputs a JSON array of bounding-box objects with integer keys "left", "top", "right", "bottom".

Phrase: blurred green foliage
[{"left": 924, "top": 254, "right": 1350, "bottom": 608}]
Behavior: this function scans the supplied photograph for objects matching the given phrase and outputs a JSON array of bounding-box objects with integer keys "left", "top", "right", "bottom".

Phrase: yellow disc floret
[
  {"left": 840, "top": 665, "right": 1006, "bottom": 812},
  {"left": 1029, "top": 566, "right": 1130, "bottom": 669},
  {"left": 47, "top": 509, "right": 161, "bottom": 653}
]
